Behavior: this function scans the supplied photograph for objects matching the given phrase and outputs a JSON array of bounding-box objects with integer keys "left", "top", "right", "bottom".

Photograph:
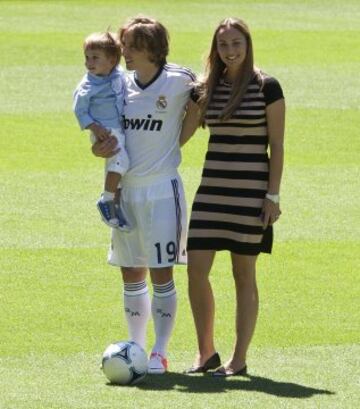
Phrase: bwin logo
[
  {"left": 125, "top": 307, "right": 140, "bottom": 317},
  {"left": 122, "top": 114, "right": 163, "bottom": 131}
]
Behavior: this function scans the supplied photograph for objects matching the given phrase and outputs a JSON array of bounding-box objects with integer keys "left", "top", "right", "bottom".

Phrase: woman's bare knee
[{"left": 188, "top": 250, "right": 215, "bottom": 276}]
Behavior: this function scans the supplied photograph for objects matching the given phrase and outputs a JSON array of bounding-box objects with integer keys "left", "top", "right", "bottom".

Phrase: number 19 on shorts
[{"left": 154, "top": 241, "right": 177, "bottom": 264}]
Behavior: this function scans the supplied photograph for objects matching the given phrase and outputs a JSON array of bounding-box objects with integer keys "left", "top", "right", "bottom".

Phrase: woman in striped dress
[{"left": 183, "top": 17, "right": 285, "bottom": 376}]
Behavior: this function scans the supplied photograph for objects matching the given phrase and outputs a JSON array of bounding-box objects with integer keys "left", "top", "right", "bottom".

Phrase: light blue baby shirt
[{"left": 73, "top": 66, "right": 126, "bottom": 130}]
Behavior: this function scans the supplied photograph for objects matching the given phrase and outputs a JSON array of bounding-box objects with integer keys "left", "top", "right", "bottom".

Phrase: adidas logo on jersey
[{"left": 122, "top": 114, "right": 163, "bottom": 131}]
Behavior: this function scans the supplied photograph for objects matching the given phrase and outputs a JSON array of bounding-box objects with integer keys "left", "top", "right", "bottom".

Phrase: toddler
[{"left": 73, "top": 32, "right": 130, "bottom": 230}]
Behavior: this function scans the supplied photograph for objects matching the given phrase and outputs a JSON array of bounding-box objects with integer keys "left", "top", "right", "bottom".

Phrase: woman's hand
[
  {"left": 261, "top": 198, "right": 281, "bottom": 228},
  {"left": 91, "top": 135, "right": 119, "bottom": 158}
]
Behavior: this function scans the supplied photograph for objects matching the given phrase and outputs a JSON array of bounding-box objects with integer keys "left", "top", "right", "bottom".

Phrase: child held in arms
[{"left": 73, "top": 31, "right": 130, "bottom": 231}]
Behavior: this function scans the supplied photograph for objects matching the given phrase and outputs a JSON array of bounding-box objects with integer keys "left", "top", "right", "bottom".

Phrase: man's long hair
[{"left": 119, "top": 16, "right": 169, "bottom": 67}]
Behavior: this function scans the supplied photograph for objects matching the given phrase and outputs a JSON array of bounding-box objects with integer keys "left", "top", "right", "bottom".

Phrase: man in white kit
[{"left": 92, "top": 16, "right": 198, "bottom": 374}]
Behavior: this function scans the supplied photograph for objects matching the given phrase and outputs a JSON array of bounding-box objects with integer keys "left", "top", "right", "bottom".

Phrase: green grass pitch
[{"left": 0, "top": 1, "right": 359, "bottom": 408}]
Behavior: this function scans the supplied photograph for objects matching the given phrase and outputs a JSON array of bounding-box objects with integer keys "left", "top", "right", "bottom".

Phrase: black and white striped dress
[{"left": 187, "top": 74, "right": 284, "bottom": 255}]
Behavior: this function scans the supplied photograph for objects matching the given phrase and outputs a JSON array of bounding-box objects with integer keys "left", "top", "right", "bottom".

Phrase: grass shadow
[{"left": 134, "top": 371, "right": 335, "bottom": 398}]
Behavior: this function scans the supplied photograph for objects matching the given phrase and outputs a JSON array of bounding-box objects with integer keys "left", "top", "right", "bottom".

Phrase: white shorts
[
  {"left": 108, "top": 172, "right": 188, "bottom": 268},
  {"left": 90, "top": 128, "right": 130, "bottom": 176}
]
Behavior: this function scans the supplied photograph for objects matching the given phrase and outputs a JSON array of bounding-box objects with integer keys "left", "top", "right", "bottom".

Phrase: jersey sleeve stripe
[{"left": 164, "top": 64, "right": 196, "bottom": 81}]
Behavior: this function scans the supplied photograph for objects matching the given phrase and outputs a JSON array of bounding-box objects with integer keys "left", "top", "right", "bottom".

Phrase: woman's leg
[
  {"left": 223, "top": 254, "right": 259, "bottom": 372},
  {"left": 187, "top": 250, "right": 217, "bottom": 366}
]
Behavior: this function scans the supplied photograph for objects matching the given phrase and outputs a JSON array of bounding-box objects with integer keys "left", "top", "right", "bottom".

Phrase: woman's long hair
[{"left": 198, "top": 17, "right": 261, "bottom": 125}]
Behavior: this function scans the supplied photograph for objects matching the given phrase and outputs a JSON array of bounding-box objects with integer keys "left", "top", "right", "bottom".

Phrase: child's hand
[{"left": 87, "top": 123, "right": 111, "bottom": 141}]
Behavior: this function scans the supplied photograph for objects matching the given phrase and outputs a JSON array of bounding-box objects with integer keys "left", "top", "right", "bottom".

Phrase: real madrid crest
[{"left": 156, "top": 95, "right": 167, "bottom": 110}]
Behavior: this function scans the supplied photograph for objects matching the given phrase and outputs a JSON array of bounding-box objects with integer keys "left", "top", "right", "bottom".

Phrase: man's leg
[
  {"left": 121, "top": 267, "right": 151, "bottom": 349},
  {"left": 148, "top": 267, "right": 176, "bottom": 374}
]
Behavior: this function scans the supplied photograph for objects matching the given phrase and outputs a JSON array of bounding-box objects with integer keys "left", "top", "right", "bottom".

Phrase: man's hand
[{"left": 92, "top": 135, "right": 120, "bottom": 158}]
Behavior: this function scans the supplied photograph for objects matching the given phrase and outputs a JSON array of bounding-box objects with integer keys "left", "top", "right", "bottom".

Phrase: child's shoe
[
  {"left": 97, "top": 199, "right": 119, "bottom": 228},
  {"left": 114, "top": 204, "right": 131, "bottom": 232}
]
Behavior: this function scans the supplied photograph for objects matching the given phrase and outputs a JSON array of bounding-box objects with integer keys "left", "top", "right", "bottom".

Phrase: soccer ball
[{"left": 101, "top": 341, "right": 148, "bottom": 385}]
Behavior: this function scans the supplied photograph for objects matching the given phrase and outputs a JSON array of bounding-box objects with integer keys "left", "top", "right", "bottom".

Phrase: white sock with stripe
[
  {"left": 101, "top": 191, "right": 115, "bottom": 201},
  {"left": 123, "top": 281, "right": 151, "bottom": 349},
  {"left": 151, "top": 280, "right": 177, "bottom": 357}
]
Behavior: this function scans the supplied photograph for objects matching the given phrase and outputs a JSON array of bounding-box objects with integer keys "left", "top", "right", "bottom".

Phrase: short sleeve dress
[{"left": 187, "top": 73, "right": 284, "bottom": 255}]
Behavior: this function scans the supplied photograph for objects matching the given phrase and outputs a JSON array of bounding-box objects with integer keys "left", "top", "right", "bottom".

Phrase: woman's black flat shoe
[
  {"left": 184, "top": 352, "right": 221, "bottom": 374},
  {"left": 212, "top": 365, "right": 247, "bottom": 377}
]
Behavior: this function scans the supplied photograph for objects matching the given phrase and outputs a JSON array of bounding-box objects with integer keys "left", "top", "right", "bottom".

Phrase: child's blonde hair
[{"left": 84, "top": 32, "right": 121, "bottom": 65}]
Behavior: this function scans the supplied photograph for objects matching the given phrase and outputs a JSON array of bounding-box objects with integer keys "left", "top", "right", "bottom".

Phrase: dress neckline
[{"left": 220, "top": 78, "right": 233, "bottom": 88}]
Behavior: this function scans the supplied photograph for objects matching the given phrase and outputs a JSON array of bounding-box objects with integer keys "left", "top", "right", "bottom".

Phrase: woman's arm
[
  {"left": 262, "top": 98, "right": 286, "bottom": 227},
  {"left": 179, "top": 100, "right": 200, "bottom": 147},
  {"left": 267, "top": 98, "right": 285, "bottom": 194}
]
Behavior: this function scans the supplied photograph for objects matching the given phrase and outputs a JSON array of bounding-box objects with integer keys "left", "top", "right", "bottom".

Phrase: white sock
[
  {"left": 151, "top": 280, "right": 177, "bottom": 357},
  {"left": 101, "top": 191, "right": 115, "bottom": 202},
  {"left": 123, "top": 281, "right": 151, "bottom": 349}
]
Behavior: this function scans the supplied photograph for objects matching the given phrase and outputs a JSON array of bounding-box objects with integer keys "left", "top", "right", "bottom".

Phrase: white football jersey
[{"left": 122, "top": 63, "right": 195, "bottom": 181}]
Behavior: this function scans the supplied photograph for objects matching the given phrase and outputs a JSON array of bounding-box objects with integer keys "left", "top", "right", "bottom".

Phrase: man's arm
[{"left": 179, "top": 100, "right": 200, "bottom": 147}]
